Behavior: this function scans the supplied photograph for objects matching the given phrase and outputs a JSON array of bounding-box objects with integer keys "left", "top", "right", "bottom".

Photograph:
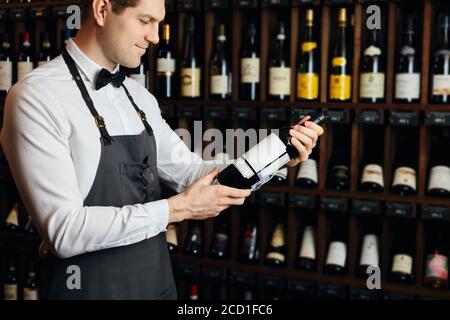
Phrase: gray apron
[{"left": 40, "top": 50, "right": 177, "bottom": 300}]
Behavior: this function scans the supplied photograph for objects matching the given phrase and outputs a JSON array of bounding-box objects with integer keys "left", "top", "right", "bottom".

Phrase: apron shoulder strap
[{"left": 120, "top": 84, "right": 154, "bottom": 137}]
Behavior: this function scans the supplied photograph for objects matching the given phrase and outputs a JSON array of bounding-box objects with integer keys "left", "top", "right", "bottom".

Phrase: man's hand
[
  {"left": 287, "top": 115, "right": 325, "bottom": 167},
  {"left": 167, "top": 167, "right": 252, "bottom": 223}
]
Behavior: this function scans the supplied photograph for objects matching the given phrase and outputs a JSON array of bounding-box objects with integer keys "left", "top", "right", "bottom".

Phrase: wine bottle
[
  {"left": 269, "top": 167, "right": 288, "bottom": 186},
  {"left": 17, "top": 32, "right": 34, "bottom": 82},
  {"left": 210, "top": 217, "right": 230, "bottom": 259},
  {"left": 295, "top": 142, "right": 319, "bottom": 188},
  {"left": 156, "top": 24, "right": 175, "bottom": 98},
  {"left": 324, "top": 214, "right": 348, "bottom": 275},
  {"left": 265, "top": 221, "right": 287, "bottom": 267},
  {"left": 5, "top": 203, "right": 19, "bottom": 232},
  {"left": 359, "top": 29, "right": 385, "bottom": 103},
  {"left": 427, "top": 127, "right": 450, "bottom": 198},
  {"left": 359, "top": 126, "right": 385, "bottom": 193},
  {"left": 395, "top": 14, "right": 420, "bottom": 103},
  {"left": 166, "top": 223, "right": 178, "bottom": 253},
  {"left": 129, "top": 53, "right": 149, "bottom": 89},
  {"left": 4, "top": 260, "right": 18, "bottom": 300},
  {"left": 239, "top": 20, "right": 260, "bottom": 101},
  {"left": 329, "top": 8, "right": 352, "bottom": 102},
  {"left": 391, "top": 127, "right": 418, "bottom": 196},
  {"left": 431, "top": 15, "right": 450, "bottom": 104},
  {"left": 37, "top": 31, "right": 52, "bottom": 67},
  {"left": 424, "top": 221, "right": 449, "bottom": 289},
  {"left": 357, "top": 216, "right": 380, "bottom": 278},
  {"left": 268, "top": 21, "right": 290, "bottom": 101},
  {"left": 296, "top": 213, "right": 316, "bottom": 271},
  {"left": 326, "top": 125, "right": 350, "bottom": 191},
  {"left": 23, "top": 261, "right": 39, "bottom": 300},
  {"left": 0, "top": 34, "right": 13, "bottom": 95},
  {"left": 210, "top": 23, "right": 231, "bottom": 100},
  {"left": 183, "top": 221, "right": 203, "bottom": 256},
  {"left": 189, "top": 284, "right": 199, "bottom": 300},
  {"left": 297, "top": 9, "right": 319, "bottom": 101},
  {"left": 389, "top": 218, "right": 415, "bottom": 284},
  {"left": 180, "top": 16, "right": 201, "bottom": 99},
  {"left": 239, "top": 206, "right": 259, "bottom": 263},
  {"left": 217, "top": 112, "right": 327, "bottom": 190}
]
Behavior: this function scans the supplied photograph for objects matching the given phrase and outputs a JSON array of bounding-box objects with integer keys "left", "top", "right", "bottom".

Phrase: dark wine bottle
[
  {"left": 217, "top": 112, "right": 327, "bottom": 190},
  {"left": 395, "top": 14, "right": 421, "bottom": 103},
  {"left": 297, "top": 9, "right": 319, "bottom": 101},
  {"left": 37, "top": 31, "right": 52, "bottom": 67},
  {"left": 239, "top": 206, "right": 259, "bottom": 263},
  {"left": 391, "top": 127, "right": 418, "bottom": 196},
  {"left": 129, "top": 53, "right": 149, "bottom": 89},
  {"left": 296, "top": 213, "right": 316, "bottom": 271},
  {"left": 326, "top": 125, "right": 350, "bottom": 191},
  {"left": 359, "top": 126, "right": 385, "bottom": 193},
  {"left": 23, "top": 261, "right": 39, "bottom": 300},
  {"left": 357, "top": 216, "right": 380, "bottom": 278},
  {"left": 210, "top": 23, "right": 231, "bottom": 100},
  {"left": 329, "top": 8, "right": 352, "bottom": 102},
  {"left": 210, "top": 217, "right": 230, "bottom": 259},
  {"left": 17, "top": 31, "right": 34, "bottom": 82},
  {"left": 359, "top": 29, "right": 385, "bottom": 103},
  {"left": 0, "top": 34, "right": 13, "bottom": 95},
  {"left": 60, "top": 28, "right": 72, "bottom": 53},
  {"left": 295, "top": 142, "right": 319, "bottom": 188},
  {"left": 431, "top": 15, "right": 450, "bottom": 104},
  {"left": 180, "top": 16, "right": 201, "bottom": 99},
  {"left": 4, "top": 260, "right": 18, "bottom": 300},
  {"left": 183, "top": 221, "right": 203, "bottom": 256},
  {"left": 239, "top": 20, "right": 260, "bottom": 101},
  {"left": 424, "top": 221, "right": 449, "bottom": 289},
  {"left": 427, "top": 127, "right": 450, "bottom": 198},
  {"left": 268, "top": 21, "right": 290, "bottom": 101},
  {"left": 265, "top": 221, "right": 287, "bottom": 267},
  {"left": 156, "top": 24, "right": 175, "bottom": 98},
  {"left": 188, "top": 284, "right": 199, "bottom": 300},
  {"left": 389, "top": 218, "right": 415, "bottom": 285},
  {"left": 166, "top": 223, "right": 178, "bottom": 253},
  {"left": 5, "top": 203, "right": 19, "bottom": 232},
  {"left": 324, "top": 214, "right": 348, "bottom": 275}
]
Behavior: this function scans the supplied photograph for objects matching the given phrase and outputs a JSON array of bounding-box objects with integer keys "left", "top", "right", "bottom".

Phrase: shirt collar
[{"left": 66, "top": 38, "right": 121, "bottom": 89}]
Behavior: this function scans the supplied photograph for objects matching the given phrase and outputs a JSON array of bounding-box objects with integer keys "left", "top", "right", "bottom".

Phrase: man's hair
[{"left": 81, "top": 0, "right": 140, "bottom": 23}]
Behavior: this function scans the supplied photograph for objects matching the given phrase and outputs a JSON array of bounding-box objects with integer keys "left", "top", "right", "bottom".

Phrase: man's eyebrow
[{"left": 138, "top": 14, "right": 163, "bottom": 21}]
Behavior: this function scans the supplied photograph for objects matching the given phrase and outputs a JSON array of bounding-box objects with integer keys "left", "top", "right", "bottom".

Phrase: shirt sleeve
[{"left": 0, "top": 82, "right": 169, "bottom": 259}]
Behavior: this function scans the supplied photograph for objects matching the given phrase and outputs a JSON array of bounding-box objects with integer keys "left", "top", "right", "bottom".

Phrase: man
[{"left": 0, "top": 0, "right": 323, "bottom": 299}]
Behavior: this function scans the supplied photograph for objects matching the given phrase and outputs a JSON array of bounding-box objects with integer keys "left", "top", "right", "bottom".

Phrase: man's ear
[{"left": 92, "top": 0, "right": 110, "bottom": 26}]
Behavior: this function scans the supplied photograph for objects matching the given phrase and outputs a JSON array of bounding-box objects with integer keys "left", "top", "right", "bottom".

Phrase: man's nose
[{"left": 145, "top": 27, "right": 160, "bottom": 45}]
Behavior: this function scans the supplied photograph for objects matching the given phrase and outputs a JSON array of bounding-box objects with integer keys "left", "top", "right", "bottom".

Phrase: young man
[{"left": 0, "top": 0, "right": 323, "bottom": 299}]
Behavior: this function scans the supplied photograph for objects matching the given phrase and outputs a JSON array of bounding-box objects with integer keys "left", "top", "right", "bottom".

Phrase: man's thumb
[{"left": 202, "top": 167, "right": 219, "bottom": 184}]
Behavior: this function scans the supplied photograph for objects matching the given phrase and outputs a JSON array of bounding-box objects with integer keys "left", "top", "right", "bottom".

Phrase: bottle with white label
[
  {"left": 427, "top": 127, "right": 450, "bottom": 198},
  {"left": 4, "top": 260, "right": 18, "bottom": 300},
  {"left": 391, "top": 127, "right": 418, "bottom": 196},
  {"left": 359, "top": 125, "right": 385, "bottom": 193},
  {"left": 327, "top": 125, "right": 351, "bottom": 191},
  {"left": 295, "top": 143, "right": 319, "bottom": 188},
  {"left": 180, "top": 15, "right": 201, "bottom": 99},
  {"left": 129, "top": 53, "right": 149, "bottom": 89},
  {"left": 265, "top": 220, "right": 287, "bottom": 267},
  {"left": 296, "top": 213, "right": 317, "bottom": 271},
  {"left": 268, "top": 21, "right": 290, "bottom": 101},
  {"left": 357, "top": 216, "right": 380, "bottom": 278},
  {"left": 24, "top": 261, "right": 39, "bottom": 300},
  {"left": 359, "top": 28, "right": 385, "bottom": 103},
  {"left": 324, "top": 214, "right": 348, "bottom": 275},
  {"left": 166, "top": 224, "right": 178, "bottom": 253},
  {"left": 240, "top": 19, "right": 260, "bottom": 101},
  {"left": 389, "top": 218, "right": 415, "bottom": 285},
  {"left": 431, "top": 15, "right": 450, "bottom": 104},
  {"left": 395, "top": 14, "right": 420, "bottom": 104},
  {"left": 0, "top": 34, "right": 13, "bottom": 95},
  {"left": 424, "top": 221, "right": 449, "bottom": 289},
  {"left": 210, "top": 23, "right": 231, "bottom": 100},
  {"left": 156, "top": 24, "right": 175, "bottom": 99},
  {"left": 17, "top": 31, "right": 34, "bottom": 82}
]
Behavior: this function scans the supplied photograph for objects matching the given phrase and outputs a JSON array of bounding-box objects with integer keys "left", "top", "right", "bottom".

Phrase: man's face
[{"left": 100, "top": 0, "right": 165, "bottom": 68}]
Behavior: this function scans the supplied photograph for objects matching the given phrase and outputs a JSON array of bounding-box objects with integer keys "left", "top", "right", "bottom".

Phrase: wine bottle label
[
  {"left": 359, "top": 73, "right": 385, "bottom": 99},
  {"left": 214, "top": 233, "right": 228, "bottom": 244},
  {"left": 296, "top": 159, "right": 318, "bottom": 184},
  {"left": 326, "top": 241, "right": 347, "bottom": 267},
  {"left": 157, "top": 58, "right": 175, "bottom": 74},
  {"left": 211, "top": 74, "right": 229, "bottom": 95},
  {"left": 241, "top": 58, "right": 260, "bottom": 83},
  {"left": 269, "top": 67, "right": 291, "bottom": 96},
  {"left": 361, "top": 164, "right": 384, "bottom": 187},
  {"left": 392, "top": 166, "right": 417, "bottom": 191},
  {"left": 395, "top": 73, "right": 420, "bottom": 99},
  {"left": 234, "top": 133, "right": 288, "bottom": 179},
  {"left": 359, "top": 234, "right": 379, "bottom": 267},
  {"left": 0, "top": 60, "right": 12, "bottom": 91},
  {"left": 302, "top": 42, "right": 317, "bottom": 53},
  {"left": 329, "top": 75, "right": 351, "bottom": 100},
  {"left": 364, "top": 45, "right": 382, "bottom": 57},
  {"left": 270, "top": 224, "right": 285, "bottom": 247},
  {"left": 181, "top": 68, "right": 201, "bottom": 97},
  {"left": 392, "top": 254, "right": 413, "bottom": 274},
  {"left": 432, "top": 74, "right": 450, "bottom": 96},
  {"left": 299, "top": 226, "right": 316, "bottom": 260},
  {"left": 266, "top": 252, "right": 286, "bottom": 262},
  {"left": 274, "top": 167, "right": 288, "bottom": 179},
  {"left": 297, "top": 73, "right": 319, "bottom": 100},
  {"left": 24, "top": 288, "right": 38, "bottom": 300},
  {"left": 4, "top": 284, "right": 18, "bottom": 300},
  {"left": 428, "top": 165, "right": 450, "bottom": 192},
  {"left": 6, "top": 205, "right": 19, "bottom": 227},
  {"left": 332, "top": 165, "right": 349, "bottom": 178},
  {"left": 425, "top": 254, "right": 449, "bottom": 281},
  {"left": 166, "top": 224, "right": 178, "bottom": 246},
  {"left": 130, "top": 74, "right": 147, "bottom": 88},
  {"left": 17, "top": 61, "right": 34, "bottom": 82}
]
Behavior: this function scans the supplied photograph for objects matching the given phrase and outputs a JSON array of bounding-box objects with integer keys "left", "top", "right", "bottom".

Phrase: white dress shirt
[{"left": 0, "top": 39, "right": 222, "bottom": 258}]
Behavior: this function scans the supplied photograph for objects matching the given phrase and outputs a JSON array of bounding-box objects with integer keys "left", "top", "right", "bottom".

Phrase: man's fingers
[
  {"left": 201, "top": 167, "right": 220, "bottom": 185},
  {"left": 291, "top": 137, "right": 308, "bottom": 158},
  {"left": 290, "top": 129, "right": 313, "bottom": 149},
  {"left": 216, "top": 185, "right": 251, "bottom": 198},
  {"left": 297, "top": 115, "right": 311, "bottom": 126},
  {"left": 305, "top": 121, "right": 325, "bottom": 136}
]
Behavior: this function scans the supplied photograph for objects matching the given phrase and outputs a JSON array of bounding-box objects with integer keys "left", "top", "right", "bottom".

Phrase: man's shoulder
[{"left": 19, "top": 55, "right": 70, "bottom": 87}]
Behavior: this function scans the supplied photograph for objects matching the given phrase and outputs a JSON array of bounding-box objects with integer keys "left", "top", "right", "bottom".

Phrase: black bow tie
[{"left": 95, "top": 68, "right": 126, "bottom": 90}]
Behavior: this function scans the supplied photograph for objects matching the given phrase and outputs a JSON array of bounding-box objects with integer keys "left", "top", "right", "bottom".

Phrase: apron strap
[
  {"left": 62, "top": 50, "right": 113, "bottom": 145},
  {"left": 120, "top": 84, "right": 154, "bottom": 137}
]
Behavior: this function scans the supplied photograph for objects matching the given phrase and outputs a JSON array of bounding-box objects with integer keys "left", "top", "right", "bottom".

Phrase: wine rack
[{"left": 1, "top": 0, "right": 450, "bottom": 300}]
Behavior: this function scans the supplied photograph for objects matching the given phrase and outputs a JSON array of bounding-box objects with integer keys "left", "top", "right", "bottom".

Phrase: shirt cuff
[{"left": 143, "top": 199, "right": 169, "bottom": 237}]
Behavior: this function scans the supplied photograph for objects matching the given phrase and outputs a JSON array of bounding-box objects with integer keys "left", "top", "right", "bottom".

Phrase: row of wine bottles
[
  {"left": 155, "top": 8, "right": 450, "bottom": 104},
  {"left": 167, "top": 213, "right": 450, "bottom": 289},
  {"left": 1, "top": 259, "right": 39, "bottom": 300}
]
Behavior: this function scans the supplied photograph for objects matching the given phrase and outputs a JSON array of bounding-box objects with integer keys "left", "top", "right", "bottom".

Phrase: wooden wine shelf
[{"left": 0, "top": 0, "right": 81, "bottom": 9}]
